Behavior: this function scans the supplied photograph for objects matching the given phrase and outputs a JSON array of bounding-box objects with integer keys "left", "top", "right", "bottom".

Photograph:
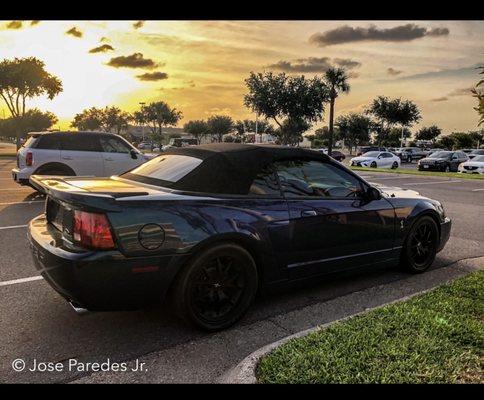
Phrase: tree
[
  {"left": 415, "top": 125, "right": 442, "bottom": 145},
  {"left": 468, "top": 130, "right": 484, "bottom": 148},
  {"left": 366, "top": 96, "right": 421, "bottom": 147},
  {"left": 437, "top": 135, "right": 455, "bottom": 150},
  {"left": 0, "top": 57, "right": 62, "bottom": 148},
  {"left": 100, "top": 106, "right": 131, "bottom": 135},
  {"left": 234, "top": 119, "right": 274, "bottom": 142},
  {"left": 273, "top": 117, "right": 310, "bottom": 146},
  {"left": 323, "top": 67, "right": 350, "bottom": 156},
  {"left": 71, "top": 107, "right": 104, "bottom": 131},
  {"left": 472, "top": 65, "right": 483, "bottom": 126},
  {"left": 312, "top": 126, "right": 341, "bottom": 148},
  {"left": 382, "top": 127, "right": 412, "bottom": 147},
  {"left": 244, "top": 71, "right": 328, "bottom": 145},
  {"left": 207, "top": 115, "right": 234, "bottom": 142},
  {"left": 183, "top": 119, "right": 209, "bottom": 144},
  {"left": 336, "top": 113, "right": 373, "bottom": 154},
  {"left": 0, "top": 109, "right": 58, "bottom": 139},
  {"left": 449, "top": 132, "right": 474, "bottom": 149},
  {"left": 138, "top": 101, "right": 182, "bottom": 146}
]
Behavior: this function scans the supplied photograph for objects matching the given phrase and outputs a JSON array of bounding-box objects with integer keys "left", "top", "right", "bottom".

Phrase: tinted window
[
  {"left": 381, "top": 152, "right": 393, "bottom": 158},
  {"left": 275, "top": 160, "right": 363, "bottom": 198},
  {"left": 61, "top": 134, "right": 101, "bottom": 152},
  {"left": 128, "top": 154, "right": 202, "bottom": 183},
  {"left": 470, "top": 149, "right": 484, "bottom": 155},
  {"left": 248, "top": 166, "right": 281, "bottom": 196},
  {"left": 473, "top": 155, "right": 484, "bottom": 162},
  {"left": 363, "top": 151, "right": 380, "bottom": 157},
  {"left": 100, "top": 136, "right": 131, "bottom": 153},
  {"left": 36, "top": 135, "right": 61, "bottom": 150},
  {"left": 431, "top": 151, "right": 451, "bottom": 159}
]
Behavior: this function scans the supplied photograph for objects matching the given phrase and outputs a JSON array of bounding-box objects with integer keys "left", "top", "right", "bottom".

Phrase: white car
[
  {"left": 350, "top": 151, "right": 401, "bottom": 169},
  {"left": 458, "top": 155, "right": 484, "bottom": 174},
  {"left": 12, "top": 131, "right": 152, "bottom": 187}
]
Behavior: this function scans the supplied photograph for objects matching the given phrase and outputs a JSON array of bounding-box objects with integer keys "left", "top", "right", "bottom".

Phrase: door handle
[
  {"left": 105, "top": 158, "right": 114, "bottom": 161},
  {"left": 62, "top": 157, "right": 72, "bottom": 160},
  {"left": 301, "top": 210, "right": 317, "bottom": 217}
]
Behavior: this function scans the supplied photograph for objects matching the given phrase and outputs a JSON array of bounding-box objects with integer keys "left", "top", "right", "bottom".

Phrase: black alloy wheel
[
  {"left": 402, "top": 216, "right": 438, "bottom": 273},
  {"left": 391, "top": 161, "right": 398, "bottom": 169},
  {"left": 171, "top": 244, "right": 258, "bottom": 331},
  {"left": 370, "top": 161, "right": 377, "bottom": 168}
]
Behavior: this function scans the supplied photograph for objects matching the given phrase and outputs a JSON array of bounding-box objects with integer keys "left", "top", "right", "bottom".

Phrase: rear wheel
[
  {"left": 370, "top": 161, "right": 377, "bottom": 168},
  {"left": 444, "top": 165, "right": 450, "bottom": 172},
  {"left": 171, "top": 243, "right": 258, "bottom": 331},
  {"left": 391, "top": 161, "right": 398, "bottom": 169},
  {"left": 35, "top": 165, "right": 75, "bottom": 177},
  {"left": 401, "top": 216, "right": 439, "bottom": 273}
]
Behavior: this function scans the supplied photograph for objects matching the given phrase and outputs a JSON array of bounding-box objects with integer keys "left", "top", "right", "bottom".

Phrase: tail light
[
  {"left": 73, "top": 210, "right": 115, "bottom": 250},
  {"left": 26, "top": 152, "right": 33, "bottom": 166}
]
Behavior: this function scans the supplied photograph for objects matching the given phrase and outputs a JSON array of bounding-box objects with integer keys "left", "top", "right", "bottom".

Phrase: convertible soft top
[{"left": 155, "top": 143, "right": 330, "bottom": 195}]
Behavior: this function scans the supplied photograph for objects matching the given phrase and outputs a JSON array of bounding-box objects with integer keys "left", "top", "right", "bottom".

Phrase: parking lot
[{"left": 0, "top": 156, "right": 483, "bottom": 383}]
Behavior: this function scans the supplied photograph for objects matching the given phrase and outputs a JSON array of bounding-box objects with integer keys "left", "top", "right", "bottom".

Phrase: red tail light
[
  {"left": 26, "top": 152, "right": 33, "bottom": 166},
  {"left": 73, "top": 210, "right": 115, "bottom": 250}
]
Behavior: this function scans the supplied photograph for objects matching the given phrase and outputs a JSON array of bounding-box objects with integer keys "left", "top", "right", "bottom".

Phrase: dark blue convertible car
[{"left": 28, "top": 143, "right": 451, "bottom": 330}]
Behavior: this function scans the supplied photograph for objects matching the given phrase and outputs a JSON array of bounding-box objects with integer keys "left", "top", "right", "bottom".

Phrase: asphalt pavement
[{"left": 0, "top": 157, "right": 482, "bottom": 383}]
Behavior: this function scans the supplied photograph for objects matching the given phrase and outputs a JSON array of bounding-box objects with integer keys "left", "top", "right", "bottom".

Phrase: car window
[
  {"left": 36, "top": 135, "right": 61, "bottom": 150},
  {"left": 248, "top": 165, "right": 281, "bottom": 196},
  {"left": 381, "top": 153, "right": 393, "bottom": 158},
  {"left": 128, "top": 154, "right": 202, "bottom": 182},
  {"left": 100, "top": 136, "right": 131, "bottom": 153},
  {"left": 473, "top": 155, "right": 484, "bottom": 162},
  {"left": 61, "top": 134, "right": 101, "bottom": 152},
  {"left": 363, "top": 151, "right": 380, "bottom": 157},
  {"left": 275, "top": 159, "right": 363, "bottom": 198}
]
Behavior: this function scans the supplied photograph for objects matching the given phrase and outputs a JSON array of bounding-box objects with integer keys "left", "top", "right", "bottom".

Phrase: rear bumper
[
  {"left": 11, "top": 167, "right": 31, "bottom": 185},
  {"left": 27, "top": 215, "right": 189, "bottom": 311},
  {"left": 438, "top": 217, "right": 452, "bottom": 252}
]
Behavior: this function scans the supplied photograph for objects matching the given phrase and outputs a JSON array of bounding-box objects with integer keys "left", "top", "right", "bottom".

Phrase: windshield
[
  {"left": 472, "top": 155, "right": 484, "bottom": 162},
  {"left": 125, "top": 154, "right": 203, "bottom": 184},
  {"left": 362, "top": 151, "right": 380, "bottom": 157},
  {"left": 470, "top": 149, "right": 484, "bottom": 155},
  {"left": 430, "top": 151, "right": 451, "bottom": 159}
]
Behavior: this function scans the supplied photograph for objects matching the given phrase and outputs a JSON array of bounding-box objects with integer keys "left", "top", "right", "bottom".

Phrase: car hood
[
  {"left": 370, "top": 182, "right": 425, "bottom": 199},
  {"left": 351, "top": 156, "right": 375, "bottom": 162},
  {"left": 461, "top": 161, "right": 484, "bottom": 167},
  {"left": 420, "top": 157, "right": 448, "bottom": 162}
]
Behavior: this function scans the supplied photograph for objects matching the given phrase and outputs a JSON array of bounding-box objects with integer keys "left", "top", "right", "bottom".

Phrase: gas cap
[{"left": 138, "top": 224, "right": 165, "bottom": 250}]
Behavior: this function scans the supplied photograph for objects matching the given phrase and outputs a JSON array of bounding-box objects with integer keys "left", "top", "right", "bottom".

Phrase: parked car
[
  {"left": 356, "top": 146, "right": 387, "bottom": 156},
  {"left": 458, "top": 155, "right": 484, "bottom": 174},
  {"left": 138, "top": 141, "right": 153, "bottom": 150},
  {"left": 350, "top": 151, "right": 401, "bottom": 169},
  {"left": 418, "top": 150, "right": 469, "bottom": 172},
  {"left": 28, "top": 143, "right": 450, "bottom": 331},
  {"left": 329, "top": 150, "right": 345, "bottom": 162},
  {"left": 425, "top": 148, "right": 445, "bottom": 157},
  {"left": 461, "top": 149, "right": 474, "bottom": 154},
  {"left": 12, "top": 131, "right": 152, "bottom": 187},
  {"left": 468, "top": 149, "right": 484, "bottom": 160},
  {"left": 394, "top": 147, "right": 427, "bottom": 163}
]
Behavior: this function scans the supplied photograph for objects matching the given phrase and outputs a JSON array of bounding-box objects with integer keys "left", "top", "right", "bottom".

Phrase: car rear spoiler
[{"left": 29, "top": 175, "right": 131, "bottom": 212}]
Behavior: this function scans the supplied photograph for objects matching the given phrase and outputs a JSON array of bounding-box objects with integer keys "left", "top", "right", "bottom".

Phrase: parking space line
[
  {"left": 472, "top": 188, "right": 484, "bottom": 192},
  {"left": 0, "top": 200, "right": 44, "bottom": 206},
  {"left": 0, "top": 276, "right": 43, "bottom": 287},
  {"left": 403, "top": 180, "right": 462, "bottom": 186},
  {"left": 0, "top": 224, "right": 28, "bottom": 230}
]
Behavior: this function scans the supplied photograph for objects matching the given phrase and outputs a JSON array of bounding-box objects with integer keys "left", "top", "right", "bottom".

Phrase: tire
[
  {"left": 401, "top": 216, "right": 439, "bottom": 274},
  {"left": 171, "top": 243, "right": 258, "bottom": 331},
  {"left": 391, "top": 161, "right": 398, "bottom": 169},
  {"left": 370, "top": 161, "right": 377, "bottom": 168},
  {"left": 35, "top": 165, "right": 75, "bottom": 176},
  {"left": 444, "top": 165, "right": 450, "bottom": 173}
]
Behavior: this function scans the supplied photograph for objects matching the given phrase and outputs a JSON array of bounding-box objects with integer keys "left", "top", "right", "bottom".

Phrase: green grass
[
  {"left": 257, "top": 271, "right": 484, "bottom": 384},
  {"left": 350, "top": 166, "right": 484, "bottom": 180}
]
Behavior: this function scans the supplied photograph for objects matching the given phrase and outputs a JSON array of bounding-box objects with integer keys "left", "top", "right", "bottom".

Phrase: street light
[{"left": 139, "top": 102, "right": 146, "bottom": 141}]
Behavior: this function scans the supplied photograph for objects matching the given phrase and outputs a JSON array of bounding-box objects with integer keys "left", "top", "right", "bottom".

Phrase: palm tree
[{"left": 324, "top": 67, "right": 350, "bottom": 156}]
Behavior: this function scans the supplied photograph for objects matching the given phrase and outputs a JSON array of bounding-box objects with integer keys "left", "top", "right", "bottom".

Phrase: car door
[
  {"left": 99, "top": 135, "right": 142, "bottom": 176},
  {"left": 60, "top": 134, "right": 104, "bottom": 176},
  {"left": 378, "top": 152, "right": 391, "bottom": 167},
  {"left": 274, "top": 158, "right": 396, "bottom": 279}
]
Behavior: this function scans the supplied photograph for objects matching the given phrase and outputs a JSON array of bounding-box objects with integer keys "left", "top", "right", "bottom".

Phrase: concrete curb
[{"left": 218, "top": 260, "right": 483, "bottom": 384}]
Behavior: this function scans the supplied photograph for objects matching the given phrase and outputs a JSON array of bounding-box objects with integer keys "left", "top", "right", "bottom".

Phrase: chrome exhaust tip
[{"left": 69, "top": 301, "right": 90, "bottom": 315}]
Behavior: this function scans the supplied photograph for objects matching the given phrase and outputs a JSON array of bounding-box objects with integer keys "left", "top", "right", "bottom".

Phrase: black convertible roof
[{"left": 158, "top": 143, "right": 330, "bottom": 195}]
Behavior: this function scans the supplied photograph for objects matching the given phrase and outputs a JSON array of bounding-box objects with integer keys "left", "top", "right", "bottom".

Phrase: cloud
[
  {"left": 398, "top": 63, "right": 483, "bottom": 81},
  {"left": 309, "top": 24, "right": 450, "bottom": 47},
  {"left": 267, "top": 57, "right": 360, "bottom": 73},
  {"left": 6, "top": 21, "right": 22, "bottom": 29},
  {"left": 387, "top": 67, "right": 403, "bottom": 76},
  {"left": 448, "top": 86, "right": 474, "bottom": 97},
  {"left": 30, "top": 20, "right": 40, "bottom": 26},
  {"left": 133, "top": 21, "right": 145, "bottom": 29},
  {"left": 107, "top": 53, "right": 158, "bottom": 69},
  {"left": 66, "top": 27, "right": 83, "bottom": 38},
  {"left": 89, "top": 44, "right": 115, "bottom": 54},
  {"left": 136, "top": 71, "right": 169, "bottom": 81},
  {"left": 431, "top": 97, "right": 448, "bottom": 102}
]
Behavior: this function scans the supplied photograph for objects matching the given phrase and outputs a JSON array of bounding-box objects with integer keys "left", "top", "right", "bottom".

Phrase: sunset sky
[{"left": 0, "top": 20, "right": 483, "bottom": 133}]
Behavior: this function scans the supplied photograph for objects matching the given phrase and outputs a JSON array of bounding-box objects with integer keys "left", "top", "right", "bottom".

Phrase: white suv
[{"left": 12, "top": 131, "right": 152, "bottom": 186}]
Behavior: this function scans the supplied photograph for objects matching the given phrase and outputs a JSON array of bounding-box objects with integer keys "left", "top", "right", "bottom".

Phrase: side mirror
[
  {"left": 130, "top": 149, "right": 138, "bottom": 159},
  {"left": 366, "top": 186, "right": 382, "bottom": 201}
]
